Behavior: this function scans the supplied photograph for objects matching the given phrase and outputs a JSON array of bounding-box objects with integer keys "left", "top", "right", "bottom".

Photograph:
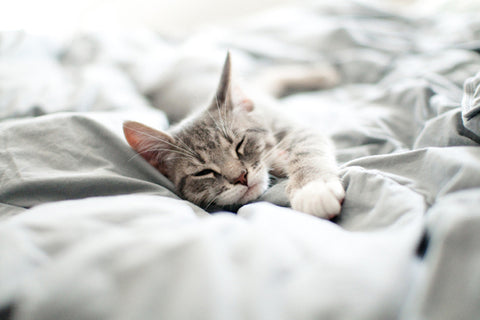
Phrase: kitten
[{"left": 123, "top": 53, "right": 344, "bottom": 219}]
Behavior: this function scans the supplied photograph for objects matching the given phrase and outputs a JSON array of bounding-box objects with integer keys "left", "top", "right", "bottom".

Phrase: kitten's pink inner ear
[
  {"left": 123, "top": 122, "right": 144, "bottom": 151},
  {"left": 122, "top": 121, "right": 173, "bottom": 171},
  {"left": 238, "top": 98, "right": 254, "bottom": 112},
  {"left": 232, "top": 86, "right": 254, "bottom": 112}
]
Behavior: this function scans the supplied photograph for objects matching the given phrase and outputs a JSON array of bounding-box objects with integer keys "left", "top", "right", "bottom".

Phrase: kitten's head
[{"left": 123, "top": 53, "right": 275, "bottom": 210}]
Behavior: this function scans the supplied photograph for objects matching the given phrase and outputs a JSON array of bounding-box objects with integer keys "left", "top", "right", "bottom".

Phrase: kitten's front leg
[{"left": 276, "top": 129, "right": 345, "bottom": 219}]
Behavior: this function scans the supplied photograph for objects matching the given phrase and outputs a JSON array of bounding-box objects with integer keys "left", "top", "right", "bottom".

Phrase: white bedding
[{"left": 1, "top": 1, "right": 480, "bottom": 319}]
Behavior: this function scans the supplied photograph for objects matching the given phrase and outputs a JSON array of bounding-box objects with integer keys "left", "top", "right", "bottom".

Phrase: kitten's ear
[
  {"left": 214, "top": 52, "right": 233, "bottom": 107},
  {"left": 123, "top": 121, "right": 174, "bottom": 176},
  {"left": 211, "top": 52, "right": 254, "bottom": 112}
]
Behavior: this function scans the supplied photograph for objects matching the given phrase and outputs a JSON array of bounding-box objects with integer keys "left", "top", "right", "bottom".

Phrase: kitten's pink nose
[{"left": 234, "top": 170, "right": 248, "bottom": 186}]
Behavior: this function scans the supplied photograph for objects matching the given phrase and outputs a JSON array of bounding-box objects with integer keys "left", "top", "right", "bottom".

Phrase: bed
[{"left": 1, "top": 1, "right": 480, "bottom": 319}]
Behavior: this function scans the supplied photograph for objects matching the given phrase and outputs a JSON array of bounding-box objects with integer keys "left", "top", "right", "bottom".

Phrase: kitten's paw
[{"left": 290, "top": 179, "right": 345, "bottom": 219}]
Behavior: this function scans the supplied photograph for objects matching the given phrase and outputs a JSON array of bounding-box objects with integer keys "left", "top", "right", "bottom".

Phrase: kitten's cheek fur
[{"left": 290, "top": 179, "right": 345, "bottom": 219}]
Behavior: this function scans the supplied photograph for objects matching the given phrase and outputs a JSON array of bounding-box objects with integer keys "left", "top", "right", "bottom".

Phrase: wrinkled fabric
[{"left": 1, "top": 1, "right": 480, "bottom": 319}]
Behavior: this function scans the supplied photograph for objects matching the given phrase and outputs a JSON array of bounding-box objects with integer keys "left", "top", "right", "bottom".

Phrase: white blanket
[{"left": 1, "top": 1, "right": 480, "bottom": 319}]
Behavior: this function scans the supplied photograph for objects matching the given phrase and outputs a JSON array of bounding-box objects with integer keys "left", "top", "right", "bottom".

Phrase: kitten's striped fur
[{"left": 124, "top": 53, "right": 344, "bottom": 218}]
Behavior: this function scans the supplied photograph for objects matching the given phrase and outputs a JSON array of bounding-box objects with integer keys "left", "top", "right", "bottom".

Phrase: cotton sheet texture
[{"left": 1, "top": 1, "right": 480, "bottom": 319}]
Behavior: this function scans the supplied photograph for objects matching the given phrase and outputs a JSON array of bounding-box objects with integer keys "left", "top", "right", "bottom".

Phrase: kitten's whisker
[
  {"left": 143, "top": 147, "right": 197, "bottom": 162},
  {"left": 204, "top": 191, "right": 223, "bottom": 211},
  {"left": 175, "top": 137, "right": 199, "bottom": 159},
  {"left": 128, "top": 148, "right": 193, "bottom": 163},
  {"left": 261, "top": 141, "right": 284, "bottom": 162},
  {"left": 204, "top": 197, "right": 217, "bottom": 211},
  {"left": 207, "top": 110, "right": 227, "bottom": 138},
  {"left": 124, "top": 125, "right": 198, "bottom": 158},
  {"left": 127, "top": 152, "right": 147, "bottom": 162},
  {"left": 166, "top": 142, "right": 198, "bottom": 158}
]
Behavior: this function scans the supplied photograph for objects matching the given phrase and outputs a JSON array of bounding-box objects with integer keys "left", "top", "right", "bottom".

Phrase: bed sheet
[{"left": 1, "top": 1, "right": 480, "bottom": 319}]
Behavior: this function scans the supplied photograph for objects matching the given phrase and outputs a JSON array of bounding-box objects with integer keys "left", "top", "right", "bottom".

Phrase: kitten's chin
[
  {"left": 214, "top": 180, "right": 267, "bottom": 207},
  {"left": 237, "top": 181, "right": 268, "bottom": 204},
  {"left": 213, "top": 170, "right": 269, "bottom": 207}
]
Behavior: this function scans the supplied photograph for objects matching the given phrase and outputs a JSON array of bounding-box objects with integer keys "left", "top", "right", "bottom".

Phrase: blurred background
[{"left": 1, "top": 0, "right": 479, "bottom": 38}]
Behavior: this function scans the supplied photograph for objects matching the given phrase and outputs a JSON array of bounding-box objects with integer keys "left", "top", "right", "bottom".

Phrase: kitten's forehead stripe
[
  {"left": 196, "top": 154, "right": 206, "bottom": 164},
  {"left": 223, "top": 133, "right": 233, "bottom": 143},
  {"left": 211, "top": 131, "right": 233, "bottom": 152},
  {"left": 182, "top": 136, "right": 193, "bottom": 147},
  {"left": 207, "top": 141, "right": 216, "bottom": 149}
]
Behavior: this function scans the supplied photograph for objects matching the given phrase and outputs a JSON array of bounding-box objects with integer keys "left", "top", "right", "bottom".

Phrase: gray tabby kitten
[{"left": 123, "top": 53, "right": 344, "bottom": 219}]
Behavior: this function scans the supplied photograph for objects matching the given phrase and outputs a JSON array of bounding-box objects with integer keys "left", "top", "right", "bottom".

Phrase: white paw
[{"left": 290, "top": 179, "right": 345, "bottom": 219}]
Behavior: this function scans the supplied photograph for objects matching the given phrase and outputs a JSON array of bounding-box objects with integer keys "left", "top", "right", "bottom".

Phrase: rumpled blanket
[{"left": 1, "top": 1, "right": 480, "bottom": 319}]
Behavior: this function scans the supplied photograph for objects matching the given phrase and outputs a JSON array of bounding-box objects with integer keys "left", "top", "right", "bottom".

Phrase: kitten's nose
[{"left": 234, "top": 170, "right": 248, "bottom": 186}]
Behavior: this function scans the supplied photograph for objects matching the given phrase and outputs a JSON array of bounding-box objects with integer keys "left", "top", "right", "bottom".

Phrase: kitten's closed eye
[
  {"left": 236, "top": 136, "right": 246, "bottom": 157},
  {"left": 193, "top": 169, "right": 216, "bottom": 177}
]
